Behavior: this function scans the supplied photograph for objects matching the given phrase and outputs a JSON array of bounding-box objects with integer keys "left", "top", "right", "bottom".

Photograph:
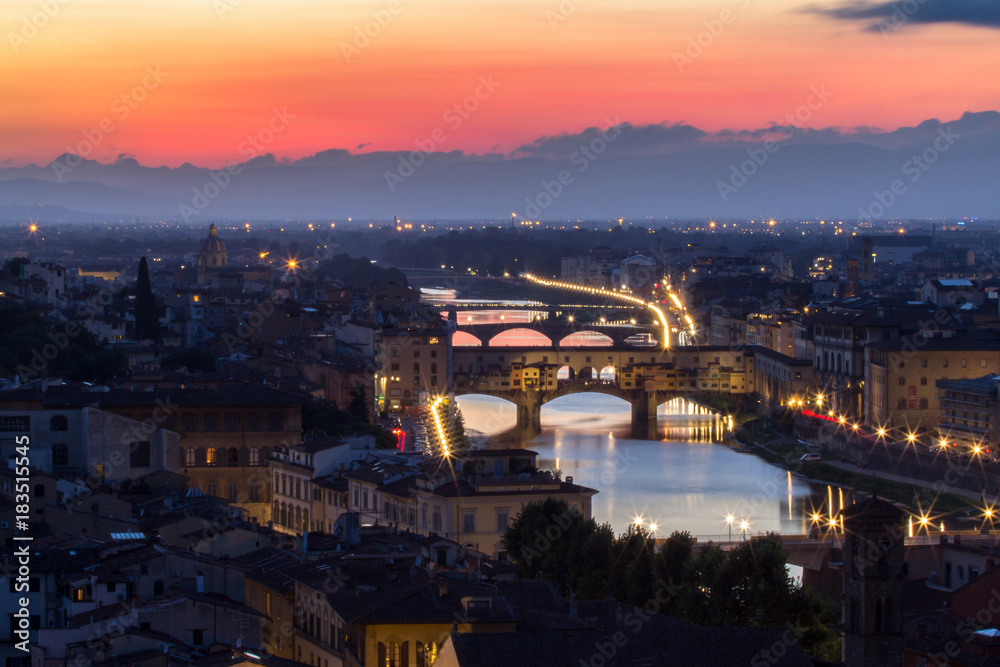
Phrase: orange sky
[{"left": 2, "top": 0, "right": 998, "bottom": 167}]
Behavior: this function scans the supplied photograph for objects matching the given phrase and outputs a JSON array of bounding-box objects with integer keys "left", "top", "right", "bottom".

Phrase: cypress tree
[{"left": 134, "top": 256, "right": 160, "bottom": 341}]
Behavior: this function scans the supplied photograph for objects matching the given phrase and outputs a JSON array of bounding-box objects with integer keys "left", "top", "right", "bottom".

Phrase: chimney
[
  {"left": 954, "top": 535, "right": 962, "bottom": 546},
  {"left": 940, "top": 535, "right": 948, "bottom": 544}
]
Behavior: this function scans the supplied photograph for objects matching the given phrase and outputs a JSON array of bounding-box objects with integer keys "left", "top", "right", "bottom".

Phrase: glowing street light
[
  {"left": 739, "top": 520, "right": 750, "bottom": 541},
  {"left": 725, "top": 514, "right": 734, "bottom": 542}
]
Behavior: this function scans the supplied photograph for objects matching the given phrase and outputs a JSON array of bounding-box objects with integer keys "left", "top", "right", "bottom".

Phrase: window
[
  {"left": 425, "top": 641, "right": 438, "bottom": 666},
  {"left": 247, "top": 413, "right": 261, "bottom": 430},
  {"left": 919, "top": 398, "right": 928, "bottom": 410},
  {"left": 34, "top": 484, "right": 44, "bottom": 498},
  {"left": 52, "top": 443, "right": 69, "bottom": 466},
  {"left": 962, "top": 359, "right": 967, "bottom": 368},
  {"left": 204, "top": 413, "right": 218, "bottom": 431},
  {"left": 413, "top": 350, "right": 420, "bottom": 358},
  {"left": 185, "top": 448, "right": 195, "bottom": 466},
  {"left": 921, "top": 359, "right": 928, "bottom": 368},
  {"left": 462, "top": 511, "right": 476, "bottom": 533},
  {"left": 227, "top": 484, "right": 238, "bottom": 501},
  {"left": 433, "top": 507, "right": 441, "bottom": 531},
  {"left": 249, "top": 447, "right": 260, "bottom": 466},
  {"left": 206, "top": 448, "right": 217, "bottom": 466},
  {"left": 227, "top": 413, "right": 240, "bottom": 431},
  {"left": 0, "top": 416, "right": 30, "bottom": 431},
  {"left": 896, "top": 398, "right": 906, "bottom": 410},
  {"left": 496, "top": 510, "right": 509, "bottom": 532},
  {"left": 192, "top": 630, "right": 204, "bottom": 646},
  {"left": 50, "top": 415, "right": 68, "bottom": 431},
  {"left": 388, "top": 642, "right": 400, "bottom": 667},
  {"left": 920, "top": 377, "right": 927, "bottom": 386},
  {"left": 206, "top": 483, "right": 218, "bottom": 497},
  {"left": 248, "top": 483, "right": 261, "bottom": 502},
  {"left": 130, "top": 441, "right": 151, "bottom": 468},
  {"left": 943, "top": 359, "right": 949, "bottom": 368},
  {"left": 228, "top": 447, "right": 239, "bottom": 466},
  {"left": 184, "top": 414, "right": 197, "bottom": 431},
  {"left": 982, "top": 359, "right": 988, "bottom": 368}
]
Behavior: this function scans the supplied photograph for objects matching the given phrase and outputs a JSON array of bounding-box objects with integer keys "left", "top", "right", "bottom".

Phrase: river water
[{"left": 456, "top": 394, "right": 826, "bottom": 539}]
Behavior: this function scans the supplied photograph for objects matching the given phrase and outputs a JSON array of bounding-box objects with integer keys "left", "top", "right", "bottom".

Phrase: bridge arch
[
  {"left": 488, "top": 328, "right": 553, "bottom": 347},
  {"left": 559, "top": 331, "right": 614, "bottom": 347},
  {"left": 453, "top": 331, "right": 483, "bottom": 347},
  {"left": 556, "top": 365, "right": 575, "bottom": 381},
  {"left": 599, "top": 365, "right": 617, "bottom": 382}
]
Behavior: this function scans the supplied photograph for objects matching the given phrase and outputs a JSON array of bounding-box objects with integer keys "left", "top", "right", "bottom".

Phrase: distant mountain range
[{"left": 2, "top": 111, "right": 999, "bottom": 222}]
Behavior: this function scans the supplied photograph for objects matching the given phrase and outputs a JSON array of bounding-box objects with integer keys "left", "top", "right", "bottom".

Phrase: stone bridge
[
  {"left": 452, "top": 319, "right": 661, "bottom": 348},
  {"left": 451, "top": 344, "right": 754, "bottom": 438}
]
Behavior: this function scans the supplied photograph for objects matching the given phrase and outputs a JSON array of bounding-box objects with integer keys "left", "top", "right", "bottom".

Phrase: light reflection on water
[{"left": 456, "top": 393, "right": 823, "bottom": 539}]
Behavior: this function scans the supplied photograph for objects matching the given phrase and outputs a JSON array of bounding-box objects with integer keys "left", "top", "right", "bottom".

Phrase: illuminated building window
[
  {"left": 185, "top": 448, "right": 195, "bottom": 467},
  {"left": 206, "top": 448, "right": 217, "bottom": 466}
]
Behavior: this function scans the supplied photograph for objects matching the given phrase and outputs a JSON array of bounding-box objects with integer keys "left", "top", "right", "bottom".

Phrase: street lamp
[
  {"left": 726, "top": 514, "right": 734, "bottom": 542},
  {"left": 739, "top": 520, "right": 750, "bottom": 541}
]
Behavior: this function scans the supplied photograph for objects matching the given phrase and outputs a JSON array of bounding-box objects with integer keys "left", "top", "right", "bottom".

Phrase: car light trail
[{"left": 523, "top": 274, "right": 669, "bottom": 348}]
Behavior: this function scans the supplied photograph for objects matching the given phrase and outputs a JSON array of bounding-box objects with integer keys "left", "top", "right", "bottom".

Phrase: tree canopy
[{"left": 503, "top": 499, "right": 839, "bottom": 661}]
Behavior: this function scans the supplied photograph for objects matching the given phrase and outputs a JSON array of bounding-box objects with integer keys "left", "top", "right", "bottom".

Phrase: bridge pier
[
  {"left": 515, "top": 391, "right": 543, "bottom": 438},
  {"left": 631, "top": 392, "right": 659, "bottom": 440}
]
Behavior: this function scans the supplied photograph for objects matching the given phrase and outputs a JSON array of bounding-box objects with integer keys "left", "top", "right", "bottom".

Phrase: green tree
[
  {"left": 502, "top": 497, "right": 614, "bottom": 598},
  {"left": 3, "top": 256, "right": 29, "bottom": 276},
  {"left": 0, "top": 305, "right": 128, "bottom": 383},
  {"left": 133, "top": 256, "right": 160, "bottom": 341},
  {"left": 348, "top": 385, "right": 369, "bottom": 423},
  {"left": 609, "top": 524, "right": 657, "bottom": 606}
]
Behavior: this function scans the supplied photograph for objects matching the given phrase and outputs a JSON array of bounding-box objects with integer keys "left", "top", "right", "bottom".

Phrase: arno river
[{"left": 457, "top": 393, "right": 827, "bottom": 539}]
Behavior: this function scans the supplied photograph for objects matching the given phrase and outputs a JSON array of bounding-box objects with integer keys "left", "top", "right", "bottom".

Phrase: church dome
[
  {"left": 200, "top": 223, "right": 227, "bottom": 254},
  {"left": 197, "top": 223, "right": 228, "bottom": 269}
]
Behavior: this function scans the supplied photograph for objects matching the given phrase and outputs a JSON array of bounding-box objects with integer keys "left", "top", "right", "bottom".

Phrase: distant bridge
[{"left": 452, "top": 318, "right": 661, "bottom": 349}]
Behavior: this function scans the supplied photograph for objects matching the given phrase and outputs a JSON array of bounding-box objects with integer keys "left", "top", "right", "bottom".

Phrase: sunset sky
[{"left": 2, "top": 0, "right": 998, "bottom": 167}]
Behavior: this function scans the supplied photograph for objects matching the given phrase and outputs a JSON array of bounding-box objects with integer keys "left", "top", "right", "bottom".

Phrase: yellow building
[{"left": 865, "top": 338, "right": 1000, "bottom": 436}]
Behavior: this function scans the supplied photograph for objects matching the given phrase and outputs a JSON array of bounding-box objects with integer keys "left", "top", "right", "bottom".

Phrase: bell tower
[{"left": 841, "top": 493, "right": 904, "bottom": 667}]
